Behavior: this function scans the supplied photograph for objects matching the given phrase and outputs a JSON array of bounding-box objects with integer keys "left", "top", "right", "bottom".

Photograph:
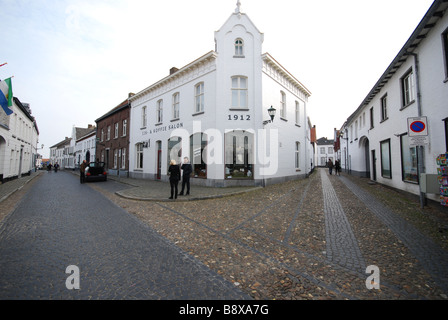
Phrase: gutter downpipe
[{"left": 409, "top": 52, "right": 426, "bottom": 208}]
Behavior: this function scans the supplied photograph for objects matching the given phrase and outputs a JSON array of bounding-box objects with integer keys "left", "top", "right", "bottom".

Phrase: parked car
[{"left": 85, "top": 162, "right": 107, "bottom": 182}]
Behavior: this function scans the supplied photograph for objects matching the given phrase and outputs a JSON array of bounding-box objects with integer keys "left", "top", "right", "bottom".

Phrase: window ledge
[
  {"left": 155, "top": 123, "right": 163, "bottom": 127},
  {"left": 192, "top": 111, "right": 205, "bottom": 117},
  {"left": 295, "top": 124, "right": 301, "bottom": 128},
  {"left": 229, "top": 108, "right": 249, "bottom": 111},
  {"left": 280, "top": 117, "right": 288, "bottom": 122},
  {"left": 171, "top": 118, "right": 180, "bottom": 122},
  {"left": 403, "top": 180, "right": 419, "bottom": 185},
  {"left": 233, "top": 55, "right": 245, "bottom": 59},
  {"left": 140, "top": 127, "right": 147, "bottom": 130},
  {"left": 400, "top": 100, "right": 415, "bottom": 111},
  {"left": 380, "top": 117, "right": 389, "bottom": 124},
  {"left": 444, "top": 77, "right": 448, "bottom": 83}
]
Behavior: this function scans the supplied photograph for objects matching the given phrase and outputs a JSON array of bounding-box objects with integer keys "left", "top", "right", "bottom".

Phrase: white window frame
[
  {"left": 402, "top": 69, "right": 415, "bottom": 107},
  {"left": 195, "top": 83, "right": 205, "bottom": 113},
  {"left": 121, "top": 148, "right": 126, "bottom": 169},
  {"left": 280, "top": 91, "right": 286, "bottom": 119},
  {"left": 295, "top": 101, "right": 300, "bottom": 125},
  {"left": 142, "top": 106, "right": 147, "bottom": 128},
  {"left": 114, "top": 123, "right": 119, "bottom": 139},
  {"left": 136, "top": 143, "right": 143, "bottom": 169},
  {"left": 235, "top": 38, "right": 244, "bottom": 56},
  {"left": 157, "top": 99, "right": 163, "bottom": 123},
  {"left": 172, "top": 93, "right": 180, "bottom": 120},
  {"left": 381, "top": 94, "right": 388, "bottom": 121},
  {"left": 295, "top": 142, "right": 300, "bottom": 170},
  {"left": 231, "top": 76, "right": 248, "bottom": 109},
  {"left": 122, "top": 119, "right": 127, "bottom": 137}
]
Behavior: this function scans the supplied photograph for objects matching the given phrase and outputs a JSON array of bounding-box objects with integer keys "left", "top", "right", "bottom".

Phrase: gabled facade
[
  {"left": 128, "top": 3, "right": 312, "bottom": 187},
  {"left": 316, "top": 137, "right": 335, "bottom": 167},
  {"left": 64, "top": 125, "right": 96, "bottom": 169},
  {"left": 339, "top": 0, "right": 448, "bottom": 201},
  {"left": 75, "top": 126, "right": 97, "bottom": 167}
]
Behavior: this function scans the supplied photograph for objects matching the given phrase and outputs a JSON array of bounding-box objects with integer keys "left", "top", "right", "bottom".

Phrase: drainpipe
[{"left": 408, "top": 52, "right": 426, "bottom": 208}]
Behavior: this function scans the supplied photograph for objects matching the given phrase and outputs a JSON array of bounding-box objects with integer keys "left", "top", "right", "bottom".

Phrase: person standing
[
  {"left": 168, "top": 159, "right": 181, "bottom": 200},
  {"left": 335, "top": 159, "right": 341, "bottom": 176},
  {"left": 80, "top": 160, "right": 87, "bottom": 184},
  {"left": 328, "top": 159, "right": 334, "bottom": 175},
  {"left": 179, "top": 157, "right": 192, "bottom": 196}
]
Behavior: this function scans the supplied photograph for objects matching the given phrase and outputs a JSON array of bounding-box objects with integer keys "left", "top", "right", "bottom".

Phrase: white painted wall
[{"left": 341, "top": 10, "right": 448, "bottom": 200}]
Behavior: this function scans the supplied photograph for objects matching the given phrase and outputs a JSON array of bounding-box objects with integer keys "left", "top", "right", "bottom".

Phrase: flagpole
[{"left": 0, "top": 63, "right": 7, "bottom": 68}]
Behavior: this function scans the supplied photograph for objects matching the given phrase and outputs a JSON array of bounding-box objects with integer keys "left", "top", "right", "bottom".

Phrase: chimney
[
  {"left": 170, "top": 67, "right": 179, "bottom": 75},
  {"left": 88, "top": 124, "right": 94, "bottom": 129}
]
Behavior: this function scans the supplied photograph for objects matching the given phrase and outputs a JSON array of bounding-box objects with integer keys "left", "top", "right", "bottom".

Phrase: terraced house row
[{"left": 335, "top": 0, "right": 448, "bottom": 205}]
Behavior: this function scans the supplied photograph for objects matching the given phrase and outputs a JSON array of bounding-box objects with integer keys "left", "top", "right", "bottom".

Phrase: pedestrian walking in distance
[
  {"left": 80, "top": 160, "right": 87, "bottom": 184},
  {"left": 168, "top": 159, "right": 181, "bottom": 200},
  {"left": 179, "top": 157, "right": 192, "bottom": 196},
  {"left": 335, "top": 159, "right": 341, "bottom": 176},
  {"left": 328, "top": 159, "right": 334, "bottom": 175}
]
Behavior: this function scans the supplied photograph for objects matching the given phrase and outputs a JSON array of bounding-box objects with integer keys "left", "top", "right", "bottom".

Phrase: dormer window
[{"left": 235, "top": 38, "right": 244, "bottom": 57}]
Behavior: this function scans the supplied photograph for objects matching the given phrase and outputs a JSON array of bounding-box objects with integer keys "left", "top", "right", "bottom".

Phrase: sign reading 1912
[{"left": 228, "top": 114, "right": 251, "bottom": 121}]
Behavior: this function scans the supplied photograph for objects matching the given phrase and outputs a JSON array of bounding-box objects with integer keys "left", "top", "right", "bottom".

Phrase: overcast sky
[{"left": 0, "top": 0, "right": 435, "bottom": 158}]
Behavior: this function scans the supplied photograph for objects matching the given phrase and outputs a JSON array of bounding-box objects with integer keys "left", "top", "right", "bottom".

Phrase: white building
[
  {"left": 72, "top": 125, "right": 96, "bottom": 169},
  {"left": 49, "top": 137, "right": 70, "bottom": 168},
  {"left": 316, "top": 137, "right": 335, "bottom": 167},
  {"left": 338, "top": 0, "right": 448, "bottom": 201},
  {"left": 128, "top": 2, "right": 312, "bottom": 187},
  {"left": 0, "top": 97, "right": 39, "bottom": 182}
]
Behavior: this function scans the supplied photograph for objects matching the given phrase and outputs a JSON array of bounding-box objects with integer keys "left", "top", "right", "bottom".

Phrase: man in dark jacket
[
  {"left": 80, "top": 160, "right": 87, "bottom": 184},
  {"left": 179, "top": 157, "right": 192, "bottom": 196},
  {"left": 168, "top": 160, "right": 181, "bottom": 200}
]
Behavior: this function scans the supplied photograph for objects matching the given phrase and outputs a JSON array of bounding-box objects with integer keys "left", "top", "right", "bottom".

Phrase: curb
[{"left": 115, "top": 186, "right": 263, "bottom": 202}]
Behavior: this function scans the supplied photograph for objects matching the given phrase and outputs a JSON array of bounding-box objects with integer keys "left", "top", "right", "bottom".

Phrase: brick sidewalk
[{"left": 0, "top": 171, "right": 42, "bottom": 204}]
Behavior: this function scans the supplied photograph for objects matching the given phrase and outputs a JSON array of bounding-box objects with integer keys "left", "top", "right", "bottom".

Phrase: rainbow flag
[{"left": 0, "top": 78, "right": 13, "bottom": 116}]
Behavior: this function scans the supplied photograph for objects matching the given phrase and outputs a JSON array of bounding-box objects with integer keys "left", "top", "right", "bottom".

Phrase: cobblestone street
[
  {"left": 94, "top": 168, "right": 448, "bottom": 300},
  {"left": 1, "top": 168, "right": 447, "bottom": 300}
]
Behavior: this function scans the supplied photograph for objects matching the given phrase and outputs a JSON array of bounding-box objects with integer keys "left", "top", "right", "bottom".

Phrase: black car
[{"left": 85, "top": 162, "right": 108, "bottom": 182}]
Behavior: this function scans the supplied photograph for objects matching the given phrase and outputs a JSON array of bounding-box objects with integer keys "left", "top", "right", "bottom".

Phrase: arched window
[{"left": 235, "top": 39, "right": 244, "bottom": 56}]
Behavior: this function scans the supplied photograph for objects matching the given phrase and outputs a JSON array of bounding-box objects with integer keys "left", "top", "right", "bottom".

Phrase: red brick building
[{"left": 95, "top": 95, "right": 132, "bottom": 177}]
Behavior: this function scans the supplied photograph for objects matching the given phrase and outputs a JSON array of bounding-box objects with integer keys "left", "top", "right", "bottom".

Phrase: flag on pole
[
  {"left": 0, "top": 62, "right": 7, "bottom": 68},
  {"left": 0, "top": 78, "right": 14, "bottom": 116}
]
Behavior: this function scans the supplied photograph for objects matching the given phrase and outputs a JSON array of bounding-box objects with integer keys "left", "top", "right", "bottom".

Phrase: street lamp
[{"left": 263, "top": 106, "right": 277, "bottom": 125}]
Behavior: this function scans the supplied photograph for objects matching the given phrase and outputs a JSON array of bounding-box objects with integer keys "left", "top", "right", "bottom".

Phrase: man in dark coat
[
  {"left": 328, "top": 159, "right": 334, "bottom": 175},
  {"left": 179, "top": 157, "right": 192, "bottom": 196},
  {"left": 168, "top": 160, "right": 181, "bottom": 200},
  {"left": 80, "top": 160, "right": 87, "bottom": 184}
]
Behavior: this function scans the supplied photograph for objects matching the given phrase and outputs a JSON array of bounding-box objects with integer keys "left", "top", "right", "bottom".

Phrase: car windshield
[{"left": 88, "top": 162, "right": 105, "bottom": 168}]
